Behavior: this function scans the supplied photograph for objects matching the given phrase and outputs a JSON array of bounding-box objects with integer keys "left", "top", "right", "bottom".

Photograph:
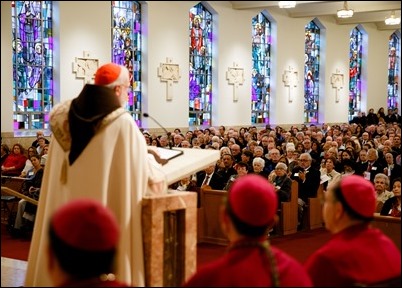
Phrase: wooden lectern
[{"left": 142, "top": 148, "right": 220, "bottom": 287}]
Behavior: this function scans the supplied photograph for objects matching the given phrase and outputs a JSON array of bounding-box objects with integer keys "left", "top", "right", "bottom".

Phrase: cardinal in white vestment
[{"left": 24, "top": 63, "right": 166, "bottom": 287}]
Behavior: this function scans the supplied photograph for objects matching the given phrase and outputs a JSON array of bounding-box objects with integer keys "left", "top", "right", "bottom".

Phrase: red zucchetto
[
  {"left": 51, "top": 198, "right": 119, "bottom": 251},
  {"left": 339, "top": 175, "right": 376, "bottom": 219},
  {"left": 228, "top": 174, "right": 278, "bottom": 227},
  {"left": 94, "top": 63, "right": 121, "bottom": 86}
]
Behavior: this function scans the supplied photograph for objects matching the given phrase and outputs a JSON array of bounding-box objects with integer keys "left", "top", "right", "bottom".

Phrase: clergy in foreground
[
  {"left": 25, "top": 63, "right": 166, "bottom": 287},
  {"left": 47, "top": 198, "right": 129, "bottom": 287},
  {"left": 183, "top": 174, "right": 312, "bottom": 287},
  {"left": 304, "top": 175, "right": 401, "bottom": 286}
]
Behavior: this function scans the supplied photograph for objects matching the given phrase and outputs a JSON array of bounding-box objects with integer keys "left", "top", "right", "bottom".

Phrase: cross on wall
[
  {"left": 331, "top": 69, "right": 344, "bottom": 103},
  {"left": 72, "top": 51, "right": 99, "bottom": 84},
  {"left": 157, "top": 57, "right": 181, "bottom": 101},
  {"left": 226, "top": 62, "right": 245, "bottom": 102},
  {"left": 282, "top": 66, "right": 298, "bottom": 103}
]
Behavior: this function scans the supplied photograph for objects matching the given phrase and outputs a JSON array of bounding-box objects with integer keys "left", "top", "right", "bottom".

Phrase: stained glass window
[
  {"left": 112, "top": 1, "right": 142, "bottom": 127},
  {"left": 12, "top": 1, "right": 53, "bottom": 131},
  {"left": 251, "top": 13, "right": 271, "bottom": 125},
  {"left": 189, "top": 3, "right": 212, "bottom": 127},
  {"left": 304, "top": 21, "right": 320, "bottom": 124},
  {"left": 349, "top": 27, "right": 363, "bottom": 121},
  {"left": 387, "top": 32, "right": 399, "bottom": 110}
]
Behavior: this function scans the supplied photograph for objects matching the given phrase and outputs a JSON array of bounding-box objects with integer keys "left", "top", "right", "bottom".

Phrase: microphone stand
[
  {"left": 143, "top": 113, "right": 172, "bottom": 149},
  {"left": 143, "top": 113, "right": 183, "bottom": 164}
]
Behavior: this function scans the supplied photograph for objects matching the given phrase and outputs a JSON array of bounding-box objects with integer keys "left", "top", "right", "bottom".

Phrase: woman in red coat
[{"left": 1, "top": 143, "right": 27, "bottom": 176}]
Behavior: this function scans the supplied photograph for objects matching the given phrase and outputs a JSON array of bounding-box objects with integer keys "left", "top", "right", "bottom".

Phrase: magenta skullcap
[
  {"left": 228, "top": 174, "right": 278, "bottom": 226},
  {"left": 51, "top": 198, "right": 119, "bottom": 251}
]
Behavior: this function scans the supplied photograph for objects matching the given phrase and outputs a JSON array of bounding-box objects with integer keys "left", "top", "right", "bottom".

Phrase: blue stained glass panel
[
  {"left": 304, "top": 21, "right": 320, "bottom": 124},
  {"left": 251, "top": 13, "right": 271, "bottom": 125},
  {"left": 348, "top": 27, "right": 363, "bottom": 121},
  {"left": 12, "top": 1, "right": 53, "bottom": 131},
  {"left": 387, "top": 33, "right": 400, "bottom": 110},
  {"left": 189, "top": 3, "right": 213, "bottom": 127},
  {"left": 112, "top": 1, "right": 142, "bottom": 126}
]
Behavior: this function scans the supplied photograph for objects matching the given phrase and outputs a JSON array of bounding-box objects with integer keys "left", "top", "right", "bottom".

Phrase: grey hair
[
  {"left": 252, "top": 157, "right": 265, "bottom": 166},
  {"left": 374, "top": 173, "right": 390, "bottom": 188},
  {"left": 275, "top": 162, "right": 288, "bottom": 171},
  {"left": 300, "top": 152, "right": 312, "bottom": 161}
]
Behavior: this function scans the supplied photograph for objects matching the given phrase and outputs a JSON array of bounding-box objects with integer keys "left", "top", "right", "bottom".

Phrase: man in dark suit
[
  {"left": 194, "top": 164, "right": 225, "bottom": 209},
  {"left": 196, "top": 164, "right": 225, "bottom": 190},
  {"left": 383, "top": 152, "right": 401, "bottom": 187},
  {"left": 291, "top": 153, "right": 321, "bottom": 203},
  {"left": 291, "top": 152, "right": 321, "bottom": 229},
  {"left": 355, "top": 149, "right": 369, "bottom": 176},
  {"left": 392, "top": 134, "right": 401, "bottom": 156},
  {"left": 365, "top": 148, "right": 385, "bottom": 184},
  {"left": 215, "top": 153, "right": 237, "bottom": 187}
]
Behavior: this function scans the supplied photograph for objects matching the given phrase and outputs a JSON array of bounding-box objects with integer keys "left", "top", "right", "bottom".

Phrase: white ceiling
[{"left": 230, "top": 1, "right": 401, "bottom": 30}]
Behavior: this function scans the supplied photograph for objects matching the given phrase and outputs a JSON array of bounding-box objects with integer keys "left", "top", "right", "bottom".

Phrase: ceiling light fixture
[
  {"left": 385, "top": 11, "right": 401, "bottom": 25},
  {"left": 337, "top": 1, "right": 354, "bottom": 18},
  {"left": 278, "top": 1, "right": 296, "bottom": 9}
]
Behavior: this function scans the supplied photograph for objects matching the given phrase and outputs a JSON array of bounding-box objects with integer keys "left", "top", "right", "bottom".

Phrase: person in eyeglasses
[{"left": 291, "top": 153, "right": 320, "bottom": 229}]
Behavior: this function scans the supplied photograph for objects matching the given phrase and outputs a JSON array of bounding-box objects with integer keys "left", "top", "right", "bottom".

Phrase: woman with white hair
[
  {"left": 374, "top": 173, "right": 394, "bottom": 212},
  {"left": 269, "top": 162, "right": 292, "bottom": 205},
  {"left": 252, "top": 157, "right": 268, "bottom": 178}
]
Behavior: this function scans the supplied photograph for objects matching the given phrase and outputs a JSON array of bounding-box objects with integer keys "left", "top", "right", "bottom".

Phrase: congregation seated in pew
[
  {"left": 11, "top": 154, "right": 44, "bottom": 238},
  {"left": 380, "top": 177, "right": 401, "bottom": 217},
  {"left": 268, "top": 162, "right": 292, "bottom": 207}
]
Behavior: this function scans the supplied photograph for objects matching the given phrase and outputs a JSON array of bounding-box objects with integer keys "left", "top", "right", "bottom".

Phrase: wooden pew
[
  {"left": 278, "top": 180, "right": 298, "bottom": 235},
  {"left": 198, "top": 187, "right": 229, "bottom": 245},
  {"left": 371, "top": 213, "right": 401, "bottom": 251},
  {"left": 1, "top": 186, "right": 38, "bottom": 206},
  {"left": 1, "top": 176, "right": 25, "bottom": 193},
  {"left": 1, "top": 177, "right": 31, "bottom": 225},
  {"left": 306, "top": 183, "right": 324, "bottom": 230}
]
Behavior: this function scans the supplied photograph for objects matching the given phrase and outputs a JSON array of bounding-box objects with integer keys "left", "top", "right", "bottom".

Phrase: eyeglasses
[{"left": 299, "top": 159, "right": 309, "bottom": 162}]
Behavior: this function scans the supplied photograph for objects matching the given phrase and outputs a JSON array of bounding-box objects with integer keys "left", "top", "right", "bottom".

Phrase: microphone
[{"left": 143, "top": 113, "right": 172, "bottom": 149}]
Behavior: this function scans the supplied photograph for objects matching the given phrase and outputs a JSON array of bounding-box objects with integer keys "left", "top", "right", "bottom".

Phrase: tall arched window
[
  {"left": 112, "top": 1, "right": 142, "bottom": 126},
  {"left": 349, "top": 27, "right": 363, "bottom": 121},
  {"left": 304, "top": 21, "right": 320, "bottom": 123},
  {"left": 387, "top": 32, "right": 400, "bottom": 110},
  {"left": 12, "top": 1, "right": 53, "bottom": 131},
  {"left": 189, "top": 3, "right": 212, "bottom": 127},
  {"left": 251, "top": 13, "right": 271, "bottom": 124}
]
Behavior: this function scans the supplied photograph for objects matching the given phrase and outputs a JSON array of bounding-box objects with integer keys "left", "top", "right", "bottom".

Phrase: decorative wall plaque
[
  {"left": 331, "top": 69, "right": 344, "bottom": 103},
  {"left": 282, "top": 66, "right": 298, "bottom": 103},
  {"left": 72, "top": 51, "right": 99, "bottom": 84},
  {"left": 157, "top": 57, "right": 180, "bottom": 101},
  {"left": 226, "top": 62, "right": 245, "bottom": 101}
]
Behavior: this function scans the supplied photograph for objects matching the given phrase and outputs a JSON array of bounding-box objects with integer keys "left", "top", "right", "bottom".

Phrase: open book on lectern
[
  {"left": 156, "top": 147, "right": 184, "bottom": 161},
  {"left": 153, "top": 147, "right": 220, "bottom": 185}
]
